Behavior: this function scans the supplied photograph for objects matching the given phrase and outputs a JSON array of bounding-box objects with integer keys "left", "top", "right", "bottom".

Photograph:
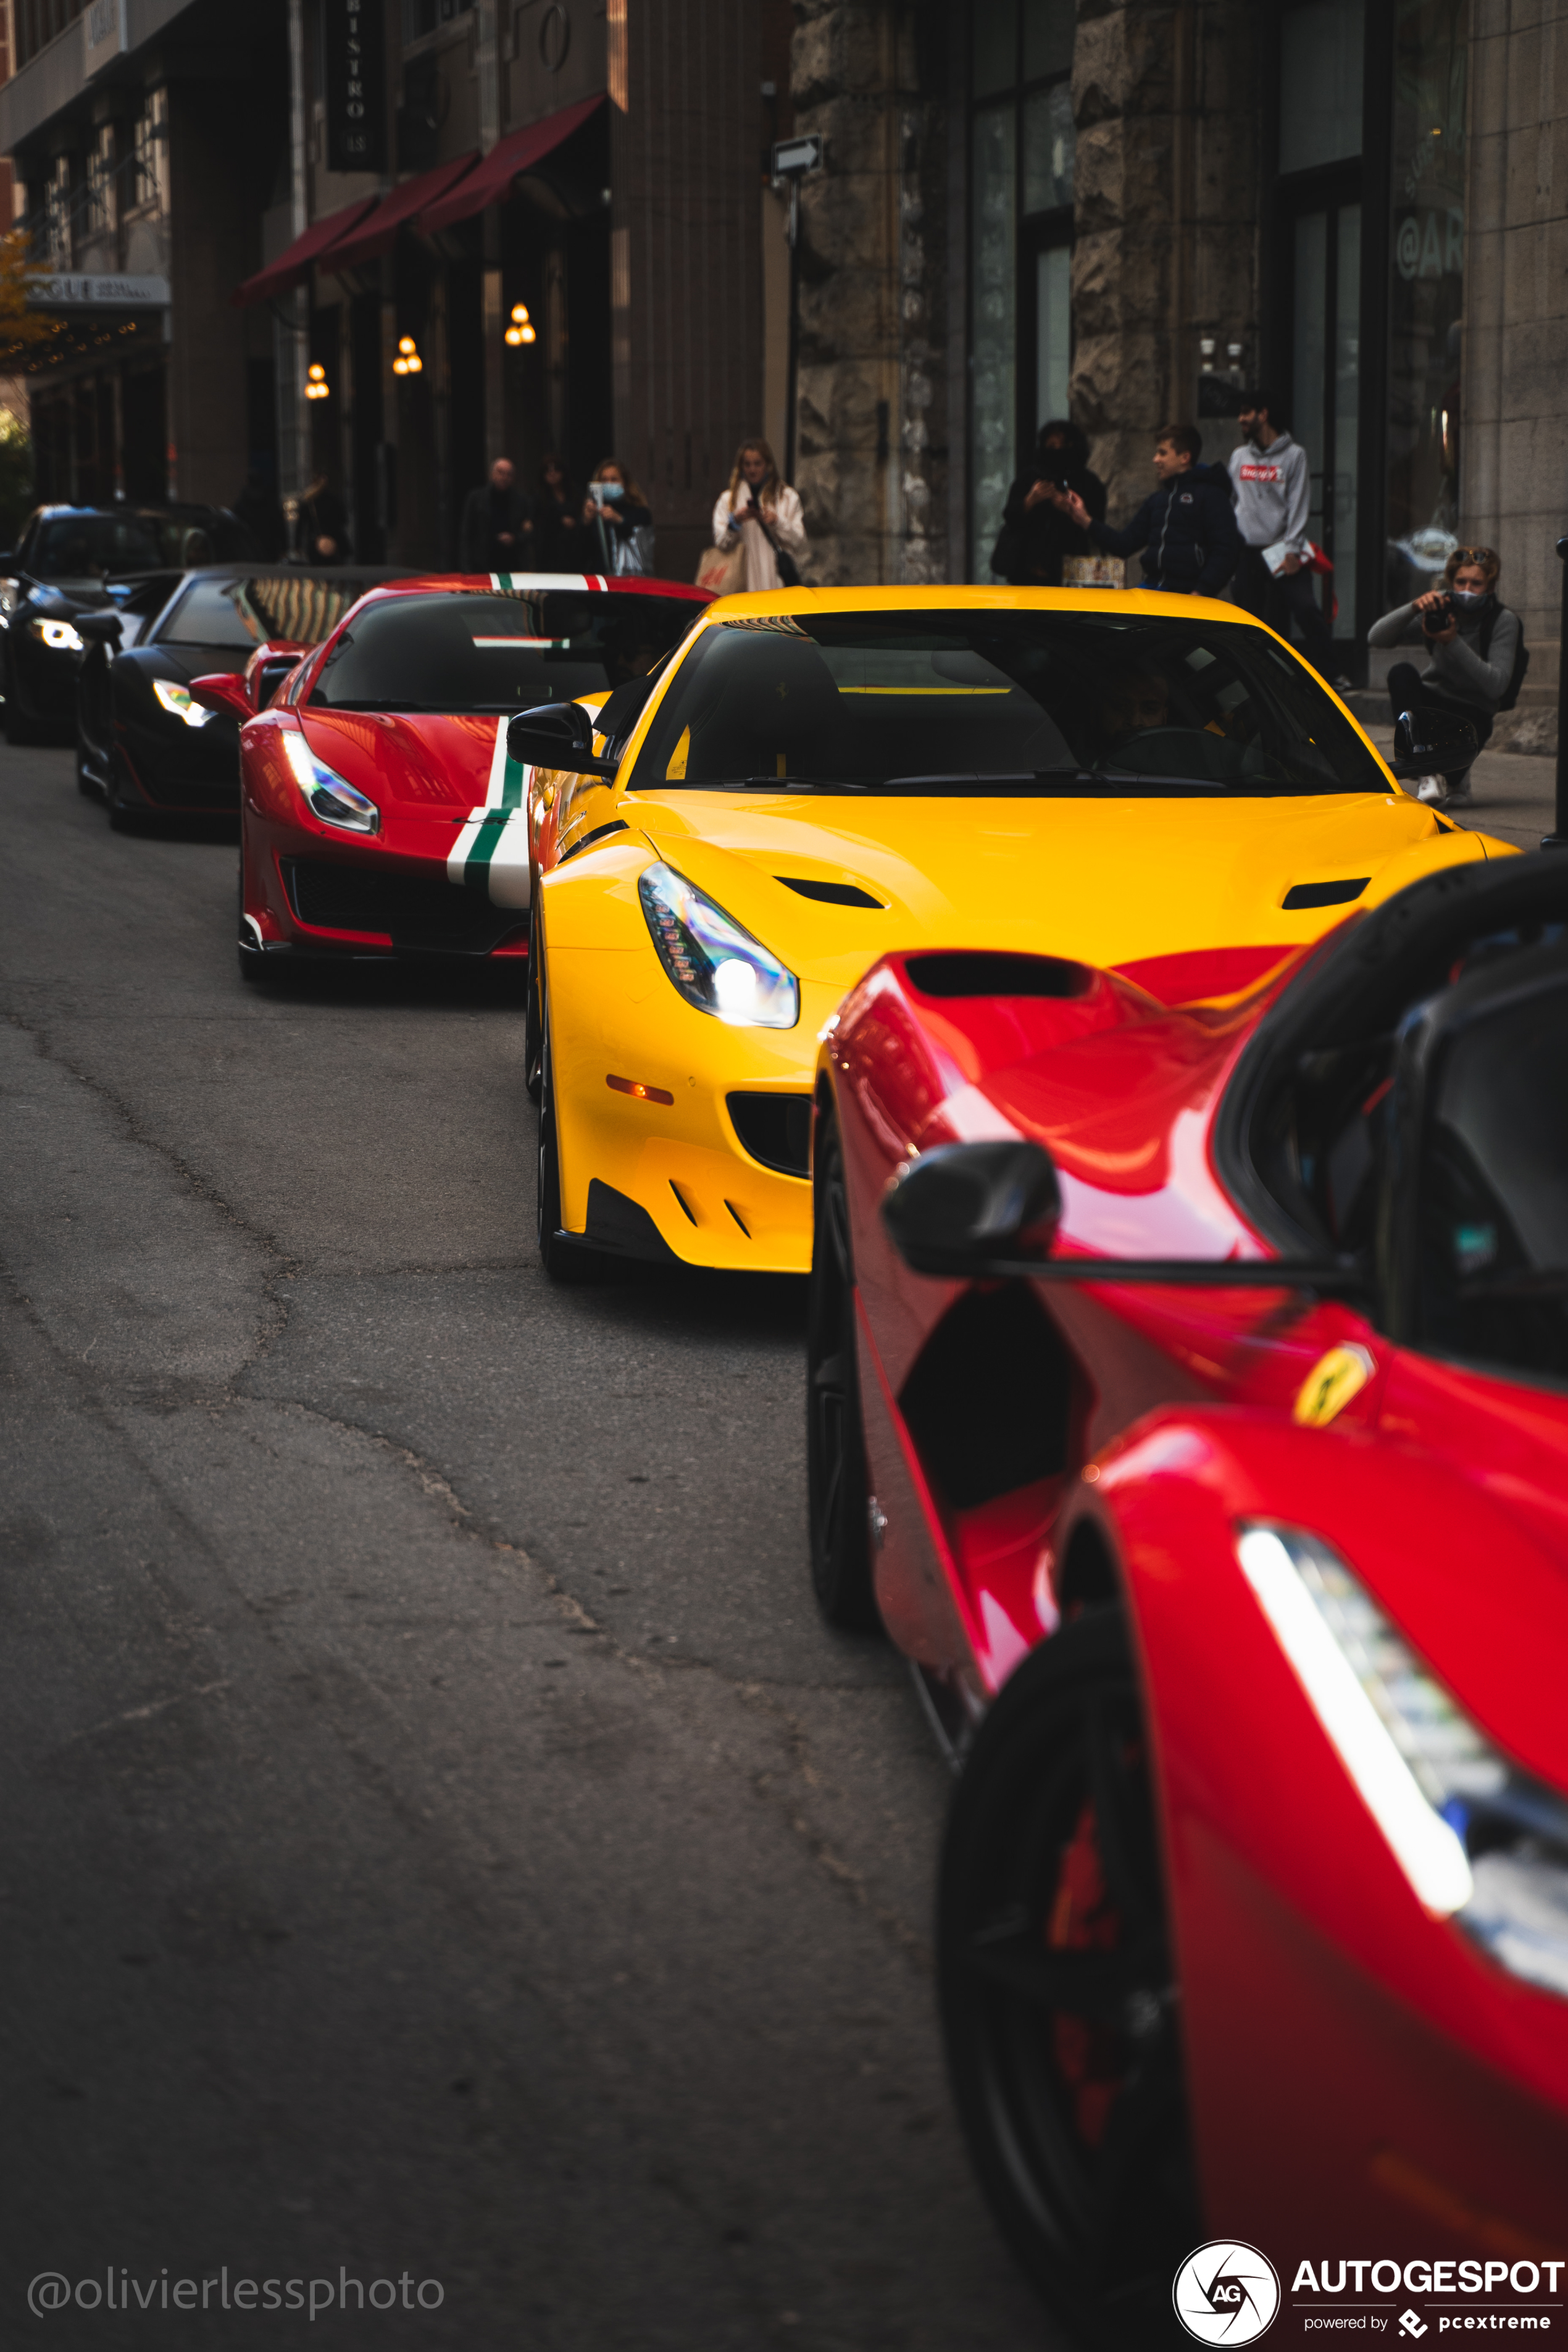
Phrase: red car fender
[{"left": 1053, "top": 1409, "right": 1568, "bottom": 2254}]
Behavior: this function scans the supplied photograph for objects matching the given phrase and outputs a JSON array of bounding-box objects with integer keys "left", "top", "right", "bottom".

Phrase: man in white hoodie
[{"left": 1227, "top": 392, "right": 1343, "bottom": 686}]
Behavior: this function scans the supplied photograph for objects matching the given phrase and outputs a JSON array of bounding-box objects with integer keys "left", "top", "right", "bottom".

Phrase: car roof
[
  {"left": 29, "top": 501, "right": 239, "bottom": 520},
  {"left": 345, "top": 572, "right": 712, "bottom": 606}
]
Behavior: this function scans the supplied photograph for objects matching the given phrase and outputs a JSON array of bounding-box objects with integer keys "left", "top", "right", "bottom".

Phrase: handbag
[
  {"left": 612, "top": 524, "right": 656, "bottom": 578},
  {"left": 754, "top": 507, "right": 802, "bottom": 589},
  {"left": 696, "top": 536, "right": 746, "bottom": 594}
]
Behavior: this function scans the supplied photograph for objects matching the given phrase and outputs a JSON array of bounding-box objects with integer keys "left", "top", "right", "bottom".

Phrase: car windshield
[
  {"left": 157, "top": 573, "right": 386, "bottom": 650},
  {"left": 625, "top": 609, "right": 1388, "bottom": 796},
  {"left": 307, "top": 590, "right": 702, "bottom": 714},
  {"left": 25, "top": 511, "right": 257, "bottom": 580}
]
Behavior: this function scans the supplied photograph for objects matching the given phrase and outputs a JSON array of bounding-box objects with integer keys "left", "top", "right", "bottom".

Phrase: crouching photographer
[{"left": 1367, "top": 546, "right": 1522, "bottom": 807}]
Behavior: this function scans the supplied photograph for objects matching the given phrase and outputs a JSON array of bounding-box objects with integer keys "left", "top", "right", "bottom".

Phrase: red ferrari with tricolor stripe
[{"left": 221, "top": 573, "right": 708, "bottom": 980}]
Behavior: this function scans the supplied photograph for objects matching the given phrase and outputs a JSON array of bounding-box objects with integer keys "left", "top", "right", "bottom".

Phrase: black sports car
[
  {"left": 75, "top": 565, "right": 409, "bottom": 827},
  {"left": 0, "top": 503, "right": 259, "bottom": 743}
]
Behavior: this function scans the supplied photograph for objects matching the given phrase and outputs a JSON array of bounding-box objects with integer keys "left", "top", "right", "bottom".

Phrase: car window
[
  {"left": 307, "top": 590, "right": 701, "bottom": 714},
  {"left": 30, "top": 511, "right": 258, "bottom": 580},
  {"left": 157, "top": 578, "right": 268, "bottom": 648},
  {"left": 626, "top": 610, "right": 1388, "bottom": 796},
  {"left": 1417, "top": 980, "right": 1568, "bottom": 1381}
]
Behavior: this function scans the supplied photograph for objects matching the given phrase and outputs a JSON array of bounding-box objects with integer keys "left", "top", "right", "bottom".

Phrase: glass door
[{"left": 1291, "top": 199, "right": 1362, "bottom": 644}]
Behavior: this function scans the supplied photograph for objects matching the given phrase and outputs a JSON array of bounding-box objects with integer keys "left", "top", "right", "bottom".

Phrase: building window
[
  {"left": 1385, "top": 0, "right": 1467, "bottom": 606},
  {"left": 15, "top": 0, "right": 88, "bottom": 75},
  {"left": 969, "top": 0, "right": 1076, "bottom": 577},
  {"left": 1274, "top": 0, "right": 1364, "bottom": 646},
  {"left": 404, "top": 0, "right": 473, "bottom": 37},
  {"left": 128, "top": 90, "right": 168, "bottom": 217},
  {"left": 86, "top": 122, "right": 117, "bottom": 243}
]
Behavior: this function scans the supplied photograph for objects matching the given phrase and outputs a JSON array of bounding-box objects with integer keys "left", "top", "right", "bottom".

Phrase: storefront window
[
  {"left": 1278, "top": 0, "right": 1364, "bottom": 173},
  {"left": 1385, "top": 0, "right": 1467, "bottom": 607},
  {"left": 969, "top": 0, "right": 1075, "bottom": 577}
]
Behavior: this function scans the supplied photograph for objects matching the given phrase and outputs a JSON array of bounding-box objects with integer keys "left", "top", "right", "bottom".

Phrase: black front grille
[
  {"left": 283, "top": 859, "right": 523, "bottom": 954},
  {"left": 727, "top": 1092, "right": 812, "bottom": 1178}
]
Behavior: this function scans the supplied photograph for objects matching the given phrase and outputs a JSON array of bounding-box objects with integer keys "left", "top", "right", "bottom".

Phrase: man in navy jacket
[{"left": 1062, "top": 423, "right": 1240, "bottom": 596}]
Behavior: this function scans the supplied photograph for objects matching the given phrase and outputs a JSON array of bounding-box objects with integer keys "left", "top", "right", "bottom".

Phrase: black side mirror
[
  {"left": 1389, "top": 707, "right": 1478, "bottom": 782},
  {"left": 74, "top": 611, "right": 123, "bottom": 646},
  {"left": 880, "top": 1136, "right": 1367, "bottom": 1294},
  {"left": 882, "top": 1141, "right": 1063, "bottom": 1277},
  {"left": 507, "top": 700, "right": 617, "bottom": 779}
]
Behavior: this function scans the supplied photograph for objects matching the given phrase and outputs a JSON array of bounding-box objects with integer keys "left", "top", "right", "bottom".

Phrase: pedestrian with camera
[
  {"left": 1367, "top": 546, "right": 1522, "bottom": 807},
  {"left": 583, "top": 458, "right": 655, "bottom": 576},
  {"left": 706, "top": 438, "right": 807, "bottom": 593},
  {"left": 991, "top": 419, "right": 1106, "bottom": 587}
]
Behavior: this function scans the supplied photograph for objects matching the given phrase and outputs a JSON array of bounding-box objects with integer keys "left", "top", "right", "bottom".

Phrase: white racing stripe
[{"left": 446, "top": 716, "right": 532, "bottom": 909}]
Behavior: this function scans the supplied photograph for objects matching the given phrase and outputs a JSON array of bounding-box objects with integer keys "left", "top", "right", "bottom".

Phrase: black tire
[
  {"left": 938, "top": 1609, "right": 1199, "bottom": 2348},
  {"left": 536, "top": 1017, "right": 603, "bottom": 1284},
  {"left": 806, "top": 1112, "right": 880, "bottom": 1630},
  {"left": 75, "top": 727, "right": 99, "bottom": 796},
  {"left": 523, "top": 901, "right": 544, "bottom": 1105}
]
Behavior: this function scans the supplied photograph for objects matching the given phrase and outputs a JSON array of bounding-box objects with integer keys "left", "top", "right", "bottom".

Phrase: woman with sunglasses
[{"left": 1367, "top": 545, "right": 1519, "bottom": 808}]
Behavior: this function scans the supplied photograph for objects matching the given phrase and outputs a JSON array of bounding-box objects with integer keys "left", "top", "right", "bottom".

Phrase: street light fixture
[
  {"left": 504, "top": 302, "right": 536, "bottom": 348},
  {"left": 392, "top": 335, "right": 423, "bottom": 377},
  {"left": 304, "top": 362, "right": 330, "bottom": 401}
]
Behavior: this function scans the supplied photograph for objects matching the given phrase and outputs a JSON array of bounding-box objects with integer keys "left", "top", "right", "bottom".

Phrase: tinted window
[
  {"left": 1418, "top": 983, "right": 1568, "bottom": 1380},
  {"left": 308, "top": 590, "right": 700, "bottom": 714},
  {"left": 28, "top": 511, "right": 257, "bottom": 580},
  {"left": 628, "top": 611, "right": 1387, "bottom": 796},
  {"left": 159, "top": 578, "right": 267, "bottom": 648},
  {"left": 155, "top": 573, "right": 377, "bottom": 649}
]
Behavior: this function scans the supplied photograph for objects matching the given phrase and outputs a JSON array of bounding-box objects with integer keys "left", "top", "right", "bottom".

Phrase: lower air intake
[
  {"left": 284, "top": 859, "right": 522, "bottom": 954},
  {"left": 727, "top": 1092, "right": 812, "bottom": 1178}
]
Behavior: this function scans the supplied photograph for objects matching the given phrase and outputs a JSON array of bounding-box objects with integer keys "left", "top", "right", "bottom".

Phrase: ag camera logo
[{"left": 1174, "top": 2241, "right": 1282, "bottom": 2344}]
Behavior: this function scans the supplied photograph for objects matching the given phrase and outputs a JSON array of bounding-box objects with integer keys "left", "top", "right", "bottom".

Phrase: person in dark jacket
[
  {"left": 298, "top": 472, "right": 351, "bottom": 565},
  {"left": 533, "top": 454, "right": 584, "bottom": 572},
  {"left": 1062, "top": 423, "right": 1241, "bottom": 596},
  {"left": 994, "top": 419, "right": 1106, "bottom": 586},
  {"left": 458, "top": 457, "right": 534, "bottom": 575}
]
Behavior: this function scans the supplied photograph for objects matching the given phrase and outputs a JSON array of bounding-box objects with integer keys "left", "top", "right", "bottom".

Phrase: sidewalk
[{"left": 1361, "top": 722, "right": 1554, "bottom": 852}]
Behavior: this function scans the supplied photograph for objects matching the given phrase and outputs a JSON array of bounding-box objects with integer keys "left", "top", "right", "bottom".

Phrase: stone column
[
  {"left": 1071, "top": 0, "right": 1259, "bottom": 520},
  {"left": 790, "top": 0, "right": 948, "bottom": 585}
]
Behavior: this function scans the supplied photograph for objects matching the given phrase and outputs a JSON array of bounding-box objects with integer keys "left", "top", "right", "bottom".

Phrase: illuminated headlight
[
  {"left": 281, "top": 728, "right": 380, "bottom": 835},
  {"left": 29, "top": 616, "right": 84, "bottom": 653},
  {"left": 638, "top": 861, "right": 798, "bottom": 1028},
  {"left": 152, "top": 677, "right": 215, "bottom": 730},
  {"left": 1238, "top": 1523, "right": 1568, "bottom": 1994},
  {"left": 0, "top": 582, "right": 19, "bottom": 622}
]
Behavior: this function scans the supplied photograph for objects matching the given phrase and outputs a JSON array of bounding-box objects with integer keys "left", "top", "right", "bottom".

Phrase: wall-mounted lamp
[
  {"left": 305, "top": 361, "right": 330, "bottom": 401},
  {"left": 504, "top": 302, "right": 536, "bottom": 348},
  {"left": 392, "top": 335, "right": 423, "bottom": 377}
]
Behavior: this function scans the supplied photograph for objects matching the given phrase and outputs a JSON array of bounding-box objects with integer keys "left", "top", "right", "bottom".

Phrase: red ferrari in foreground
[
  {"left": 206, "top": 573, "right": 709, "bottom": 978},
  {"left": 809, "top": 856, "right": 1568, "bottom": 2345}
]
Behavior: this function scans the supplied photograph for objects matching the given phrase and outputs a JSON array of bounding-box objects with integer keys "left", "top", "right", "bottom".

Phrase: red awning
[
  {"left": 415, "top": 93, "right": 606, "bottom": 235},
  {"left": 233, "top": 196, "right": 380, "bottom": 307},
  {"left": 320, "top": 154, "right": 482, "bottom": 272}
]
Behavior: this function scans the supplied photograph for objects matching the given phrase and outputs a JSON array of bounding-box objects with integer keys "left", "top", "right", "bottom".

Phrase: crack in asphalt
[{"left": 3, "top": 1006, "right": 933, "bottom": 1979}]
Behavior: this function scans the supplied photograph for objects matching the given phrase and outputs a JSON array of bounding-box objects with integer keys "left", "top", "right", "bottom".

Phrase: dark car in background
[
  {"left": 0, "top": 503, "right": 259, "bottom": 743},
  {"left": 76, "top": 567, "right": 412, "bottom": 828}
]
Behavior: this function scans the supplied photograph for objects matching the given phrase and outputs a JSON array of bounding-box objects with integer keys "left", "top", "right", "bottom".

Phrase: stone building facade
[{"left": 793, "top": 0, "right": 1568, "bottom": 696}]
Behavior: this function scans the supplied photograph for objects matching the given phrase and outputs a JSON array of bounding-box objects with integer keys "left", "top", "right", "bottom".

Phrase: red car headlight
[
  {"left": 1238, "top": 1522, "right": 1568, "bottom": 1996},
  {"left": 281, "top": 728, "right": 380, "bottom": 835}
]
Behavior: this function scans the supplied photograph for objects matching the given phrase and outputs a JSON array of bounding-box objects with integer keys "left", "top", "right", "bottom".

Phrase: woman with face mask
[
  {"left": 1367, "top": 546, "right": 1519, "bottom": 807},
  {"left": 582, "top": 459, "right": 654, "bottom": 574}
]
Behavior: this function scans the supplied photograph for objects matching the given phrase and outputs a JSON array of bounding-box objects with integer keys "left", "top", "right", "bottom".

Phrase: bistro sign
[
  {"left": 324, "top": 0, "right": 386, "bottom": 175},
  {"left": 29, "top": 274, "right": 170, "bottom": 309}
]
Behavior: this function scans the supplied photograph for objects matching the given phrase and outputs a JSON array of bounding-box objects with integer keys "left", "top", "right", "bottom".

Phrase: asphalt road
[{"left": 0, "top": 748, "right": 1049, "bottom": 2351}]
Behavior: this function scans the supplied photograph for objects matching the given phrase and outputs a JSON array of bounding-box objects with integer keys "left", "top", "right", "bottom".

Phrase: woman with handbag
[
  {"left": 583, "top": 458, "right": 656, "bottom": 576},
  {"left": 704, "top": 438, "right": 807, "bottom": 593}
]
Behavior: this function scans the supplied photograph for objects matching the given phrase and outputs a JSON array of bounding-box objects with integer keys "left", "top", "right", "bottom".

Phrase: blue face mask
[
  {"left": 596, "top": 481, "right": 625, "bottom": 503},
  {"left": 1452, "top": 588, "right": 1487, "bottom": 609}
]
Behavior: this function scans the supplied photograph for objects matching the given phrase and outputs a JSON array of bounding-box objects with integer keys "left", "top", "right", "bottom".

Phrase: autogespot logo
[{"left": 1174, "top": 2242, "right": 1282, "bottom": 2343}]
